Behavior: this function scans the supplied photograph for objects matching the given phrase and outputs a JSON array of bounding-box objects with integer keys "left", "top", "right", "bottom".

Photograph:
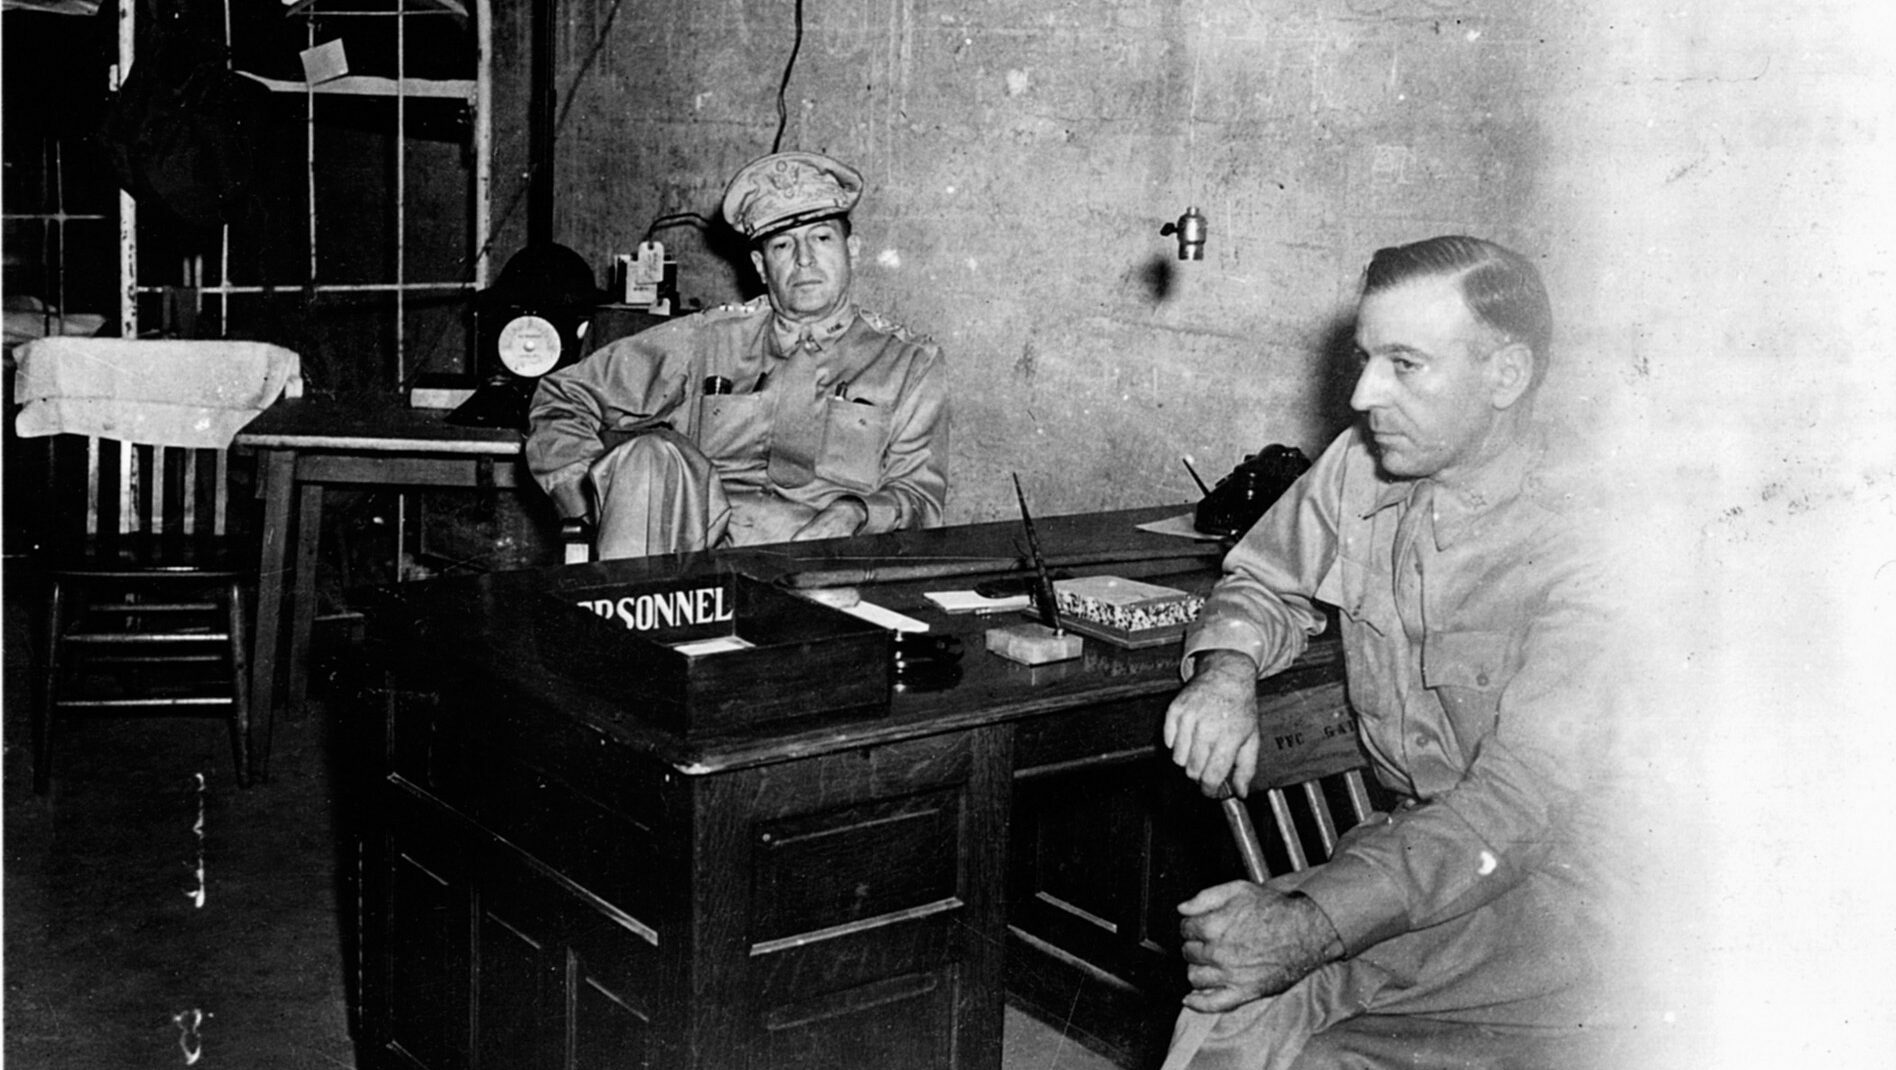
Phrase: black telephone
[{"left": 1193, "top": 444, "right": 1311, "bottom": 538}]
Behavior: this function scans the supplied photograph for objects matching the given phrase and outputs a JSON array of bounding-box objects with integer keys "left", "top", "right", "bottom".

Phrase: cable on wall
[{"left": 770, "top": 0, "right": 807, "bottom": 153}]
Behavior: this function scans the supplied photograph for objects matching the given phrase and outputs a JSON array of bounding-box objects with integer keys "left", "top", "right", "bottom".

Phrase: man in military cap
[{"left": 527, "top": 151, "right": 950, "bottom": 557}]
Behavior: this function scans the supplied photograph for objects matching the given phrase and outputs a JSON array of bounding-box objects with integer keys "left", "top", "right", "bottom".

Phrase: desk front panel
[{"left": 361, "top": 656, "right": 1010, "bottom": 1070}]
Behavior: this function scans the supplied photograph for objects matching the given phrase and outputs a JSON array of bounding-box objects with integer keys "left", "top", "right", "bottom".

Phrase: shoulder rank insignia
[
  {"left": 703, "top": 295, "right": 771, "bottom": 320},
  {"left": 858, "top": 307, "right": 935, "bottom": 348}
]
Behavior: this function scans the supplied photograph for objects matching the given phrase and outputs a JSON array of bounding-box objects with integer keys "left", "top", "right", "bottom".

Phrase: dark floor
[{"left": 2, "top": 566, "right": 1123, "bottom": 1069}]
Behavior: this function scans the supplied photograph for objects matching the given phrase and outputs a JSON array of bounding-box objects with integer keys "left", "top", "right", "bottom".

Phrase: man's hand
[
  {"left": 1178, "top": 881, "right": 1342, "bottom": 1013},
  {"left": 791, "top": 496, "right": 868, "bottom": 541},
  {"left": 1164, "top": 650, "right": 1261, "bottom": 797}
]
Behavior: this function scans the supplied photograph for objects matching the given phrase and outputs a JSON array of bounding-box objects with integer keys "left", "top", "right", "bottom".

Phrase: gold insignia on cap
[{"left": 721, "top": 151, "right": 865, "bottom": 240}]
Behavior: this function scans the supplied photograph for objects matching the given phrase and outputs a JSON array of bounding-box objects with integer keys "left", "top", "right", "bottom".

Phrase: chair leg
[
  {"left": 34, "top": 580, "right": 66, "bottom": 796},
  {"left": 226, "top": 579, "right": 253, "bottom": 788}
]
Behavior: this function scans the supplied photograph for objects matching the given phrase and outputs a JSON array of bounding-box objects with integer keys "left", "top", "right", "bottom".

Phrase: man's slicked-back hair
[{"left": 1363, "top": 236, "right": 1552, "bottom": 366}]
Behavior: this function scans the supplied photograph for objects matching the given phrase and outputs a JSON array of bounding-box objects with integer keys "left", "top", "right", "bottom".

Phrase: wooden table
[
  {"left": 357, "top": 508, "right": 1368, "bottom": 1069},
  {"left": 234, "top": 396, "right": 527, "bottom": 778}
]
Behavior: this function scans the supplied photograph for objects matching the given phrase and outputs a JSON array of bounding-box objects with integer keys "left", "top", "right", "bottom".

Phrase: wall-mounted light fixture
[{"left": 1160, "top": 207, "right": 1208, "bottom": 261}]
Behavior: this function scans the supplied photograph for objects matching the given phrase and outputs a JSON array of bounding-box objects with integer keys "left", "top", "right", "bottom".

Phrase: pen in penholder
[
  {"left": 703, "top": 375, "right": 734, "bottom": 395},
  {"left": 1013, "top": 474, "right": 1064, "bottom": 634},
  {"left": 984, "top": 476, "right": 1084, "bottom": 665}
]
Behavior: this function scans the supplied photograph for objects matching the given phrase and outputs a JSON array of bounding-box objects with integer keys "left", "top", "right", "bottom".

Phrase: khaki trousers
[{"left": 587, "top": 429, "right": 819, "bottom": 559}]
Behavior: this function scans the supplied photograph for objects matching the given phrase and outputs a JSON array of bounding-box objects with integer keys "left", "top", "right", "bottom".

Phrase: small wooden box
[{"left": 534, "top": 572, "right": 892, "bottom": 737}]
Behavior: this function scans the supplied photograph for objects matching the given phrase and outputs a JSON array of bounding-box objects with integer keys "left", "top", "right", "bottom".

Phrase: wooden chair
[
  {"left": 30, "top": 432, "right": 255, "bottom": 794},
  {"left": 13, "top": 337, "right": 300, "bottom": 795}
]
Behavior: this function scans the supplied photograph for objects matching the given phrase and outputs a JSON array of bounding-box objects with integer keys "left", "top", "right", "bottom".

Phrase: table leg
[
  {"left": 251, "top": 449, "right": 295, "bottom": 783},
  {"left": 287, "top": 480, "right": 325, "bottom": 720}
]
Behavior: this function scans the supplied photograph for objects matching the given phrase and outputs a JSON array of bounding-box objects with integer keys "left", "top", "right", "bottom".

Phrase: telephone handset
[{"left": 1193, "top": 444, "right": 1311, "bottom": 538}]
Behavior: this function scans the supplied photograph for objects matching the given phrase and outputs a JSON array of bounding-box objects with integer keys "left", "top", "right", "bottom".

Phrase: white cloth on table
[{"left": 12, "top": 338, "right": 303, "bottom": 448}]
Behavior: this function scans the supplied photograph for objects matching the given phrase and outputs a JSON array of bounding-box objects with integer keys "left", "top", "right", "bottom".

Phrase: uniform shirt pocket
[
  {"left": 1421, "top": 629, "right": 1512, "bottom": 760},
  {"left": 815, "top": 396, "right": 890, "bottom": 492},
  {"left": 697, "top": 394, "right": 768, "bottom": 462}
]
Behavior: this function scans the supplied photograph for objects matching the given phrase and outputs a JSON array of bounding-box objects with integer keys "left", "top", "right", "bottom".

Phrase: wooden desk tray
[
  {"left": 1046, "top": 575, "right": 1205, "bottom": 649},
  {"left": 534, "top": 572, "right": 892, "bottom": 737}
]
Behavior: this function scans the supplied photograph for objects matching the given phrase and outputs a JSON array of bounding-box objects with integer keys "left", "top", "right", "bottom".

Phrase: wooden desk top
[
  {"left": 374, "top": 505, "right": 1341, "bottom": 775},
  {"left": 235, "top": 395, "right": 525, "bottom": 455}
]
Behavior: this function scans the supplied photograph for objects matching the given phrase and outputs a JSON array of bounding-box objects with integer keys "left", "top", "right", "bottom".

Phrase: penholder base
[{"left": 985, "top": 622, "right": 1084, "bottom": 666}]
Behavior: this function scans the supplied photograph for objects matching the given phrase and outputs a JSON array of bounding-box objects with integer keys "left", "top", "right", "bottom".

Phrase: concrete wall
[{"left": 542, "top": 0, "right": 1566, "bottom": 523}]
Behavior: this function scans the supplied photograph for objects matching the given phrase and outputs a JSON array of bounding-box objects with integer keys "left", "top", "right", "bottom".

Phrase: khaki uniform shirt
[
  {"left": 1183, "top": 424, "right": 1625, "bottom": 1028},
  {"left": 527, "top": 297, "right": 949, "bottom": 534}
]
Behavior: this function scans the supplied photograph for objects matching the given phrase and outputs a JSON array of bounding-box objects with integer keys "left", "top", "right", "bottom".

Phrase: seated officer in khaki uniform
[
  {"left": 526, "top": 151, "right": 950, "bottom": 559},
  {"left": 1160, "top": 236, "right": 1632, "bottom": 1069}
]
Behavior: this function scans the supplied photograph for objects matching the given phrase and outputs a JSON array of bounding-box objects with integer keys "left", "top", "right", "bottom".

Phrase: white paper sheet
[
  {"left": 923, "top": 590, "right": 1032, "bottom": 614},
  {"left": 840, "top": 600, "right": 930, "bottom": 633},
  {"left": 1135, "top": 512, "right": 1225, "bottom": 541},
  {"left": 670, "top": 635, "right": 756, "bottom": 657}
]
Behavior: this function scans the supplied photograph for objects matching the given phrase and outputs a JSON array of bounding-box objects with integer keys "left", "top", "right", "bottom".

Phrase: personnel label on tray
[{"left": 576, "top": 584, "right": 736, "bottom": 632}]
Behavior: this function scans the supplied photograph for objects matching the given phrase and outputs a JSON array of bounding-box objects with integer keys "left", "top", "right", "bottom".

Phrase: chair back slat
[
  {"left": 1301, "top": 779, "right": 1341, "bottom": 858},
  {"left": 83, "top": 436, "right": 103, "bottom": 537},
  {"left": 1265, "top": 788, "right": 1309, "bottom": 871},
  {"left": 161, "top": 447, "right": 176, "bottom": 534},
  {"left": 1341, "top": 770, "right": 1374, "bottom": 823},
  {"left": 159, "top": 445, "right": 184, "bottom": 535},
  {"left": 101, "top": 439, "right": 130, "bottom": 538},
  {"left": 133, "top": 442, "right": 155, "bottom": 535},
  {"left": 211, "top": 450, "right": 228, "bottom": 535}
]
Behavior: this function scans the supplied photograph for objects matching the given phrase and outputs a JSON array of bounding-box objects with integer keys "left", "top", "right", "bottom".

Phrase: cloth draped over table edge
[{"left": 12, "top": 337, "right": 304, "bottom": 449}]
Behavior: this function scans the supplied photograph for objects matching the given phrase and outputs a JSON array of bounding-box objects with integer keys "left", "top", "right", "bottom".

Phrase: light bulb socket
[{"left": 1162, "top": 207, "right": 1208, "bottom": 260}]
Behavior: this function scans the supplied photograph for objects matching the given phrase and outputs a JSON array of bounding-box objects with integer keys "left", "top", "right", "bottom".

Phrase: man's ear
[
  {"left": 748, "top": 248, "right": 767, "bottom": 284},
  {"left": 1488, "top": 341, "right": 1534, "bottom": 409},
  {"left": 845, "top": 233, "right": 862, "bottom": 264}
]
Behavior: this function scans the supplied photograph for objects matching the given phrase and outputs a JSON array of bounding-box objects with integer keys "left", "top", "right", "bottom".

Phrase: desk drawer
[
  {"left": 1011, "top": 664, "right": 1353, "bottom": 785},
  {"left": 1014, "top": 695, "right": 1164, "bottom": 776}
]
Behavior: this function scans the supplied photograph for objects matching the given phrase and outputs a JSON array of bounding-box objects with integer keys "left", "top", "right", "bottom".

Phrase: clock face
[{"left": 496, "top": 314, "right": 563, "bottom": 378}]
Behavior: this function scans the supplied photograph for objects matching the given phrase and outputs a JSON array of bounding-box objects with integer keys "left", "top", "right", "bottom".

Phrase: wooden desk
[
  {"left": 358, "top": 508, "right": 1365, "bottom": 1069},
  {"left": 235, "top": 397, "right": 526, "bottom": 778}
]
